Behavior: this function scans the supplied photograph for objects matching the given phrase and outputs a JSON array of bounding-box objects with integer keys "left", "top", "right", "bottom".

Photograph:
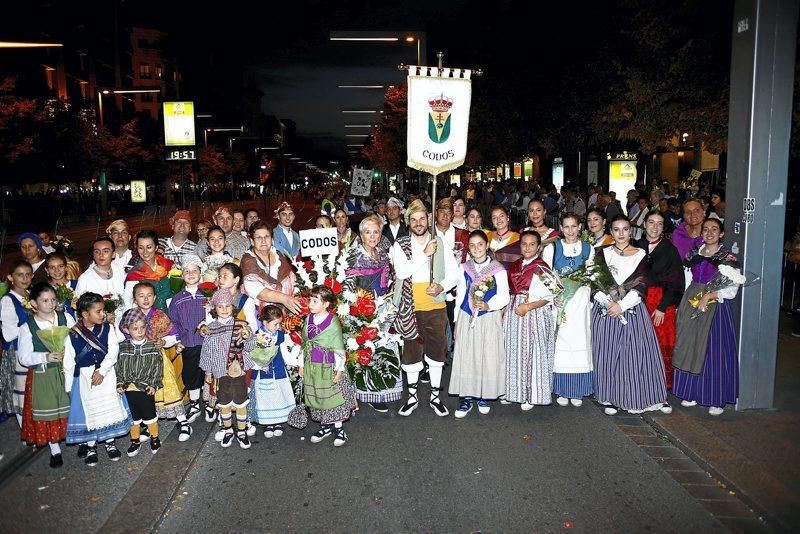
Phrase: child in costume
[
  {"left": 299, "top": 285, "right": 356, "bottom": 447},
  {"left": 64, "top": 292, "right": 132, "bottom": 466},
  {"left": 17, "top": 282, "right": 73, "bottom": 468},
  {"left": 1, "top": 260, "right": 33, "bottom": 424},
  {"left": 250, "top": 305, "right": 299, "bottom": 438},
  {"left": 128, "top": 281, "right": 191, "bottom": 441},
  {"left": 167, "top": 255, "right": 208, "bottom": 425},
  {"left": 117, "top": 308, "right": 163, "bottom": 456},
  {"left": 200, "top": 290, "right": 256, "bottom": 449}
]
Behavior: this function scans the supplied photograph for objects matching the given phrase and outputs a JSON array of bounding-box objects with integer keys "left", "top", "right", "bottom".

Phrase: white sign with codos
[{"left": 299, "top": 228, "right": 339, "bottom": 257}]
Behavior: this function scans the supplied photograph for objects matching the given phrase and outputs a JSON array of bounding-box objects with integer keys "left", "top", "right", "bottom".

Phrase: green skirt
[
  {"left": 303, "top": 360, "right": 345, "bottom": 411},
  {"left": 32, "top": 362, "right": 71, "bottom": 421}
]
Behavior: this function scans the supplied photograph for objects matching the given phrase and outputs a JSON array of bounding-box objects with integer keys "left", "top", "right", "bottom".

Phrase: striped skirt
[
  {"left": 553, "top": 372, "right": 595, "bottom": 399},
  {"left": 592, "top": 301, "right": 667, "bottom": 411},
  {"left": 503, "top": 295, "right": 555, "bottom": 405},
  {"left": 0, "top": 347, "right": 16, "bottom": 413},
  {"left": 672, "top": 300, "right": 738, "bottom": 408}
]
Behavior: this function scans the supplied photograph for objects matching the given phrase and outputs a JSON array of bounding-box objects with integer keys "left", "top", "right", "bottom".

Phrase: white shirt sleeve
[
  {"left": 162, "top": 335, "right": 178, "bottom": 348},
  {"left": 63, "top": 336, "right": 76, "bottom": 393},
  {"left": 617, "top": 289, "right": 642, "bottom": 312},
  {"left": 438, "top": 239, "right": 460, "bottom": 293},
  {"left": 487, "top": 270, "right": 511, "bottom": 311},
  {"left": 453, "top": 267, "right": 467, "bottom": 322},
  {"left": 98, "top": 326, "right": 119, "bottom": 376},
  {"left": 390, "top": 241, "right": 427, "bottom": 281},
  {"left": 243, "top": 279, "right": 266, "bottom": 300},
  {"left": 17, "top": 324, "right": 46, "bottom": 367},
  {"left": 541, "top": 244, "right": 555, "bottom": 269},
  {"left": 716, "top": 284, "right": 739, "bottom": 301},
  {"left": 333, "top": 350, "right": 345, "bottom": 372},
  {"left": 0, "top": 296, "right": 20, "bottom": 343}
]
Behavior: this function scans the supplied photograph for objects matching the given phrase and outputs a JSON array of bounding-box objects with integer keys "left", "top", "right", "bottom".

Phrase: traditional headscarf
[
  {"left": 170, "top": 209, "right": 192, "bottom": 226},
  {"left": 210, "top": 289, "right": 234, "bottom": 307},
  {"left": 405, "top": 198, "right": 428, "bottom": 225},
  {"left": 119, "top": 308, "right": 147, "bottom": 335},
  {"left": 17, "top": 232, "right": 43, "bottom": 250},
  {"left": 182, "top": 254, "right": 206, "bottom": 274},
  {"left": 274, "top": 201, "right": 293, "bottom": 219},
  {"left": 106, "top": 219, "right": 129, "bottom": 235},
  {"left": 387, "top": 197, "right": 403, "bottom": 210}
]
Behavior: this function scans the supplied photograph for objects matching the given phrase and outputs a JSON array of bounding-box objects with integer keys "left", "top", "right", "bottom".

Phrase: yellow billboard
[
  {"left": 163, "top": 101, "right": 195, "bottom": 146},
  {"left": 609, "top": 160, "right": 637, "bottom": 200}
]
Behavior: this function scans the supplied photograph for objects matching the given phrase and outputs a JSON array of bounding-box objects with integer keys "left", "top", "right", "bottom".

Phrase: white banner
[
  {"left": 406, "top": 66, "right": 472, "bottom": 175},
  {"left": 299, "top": 228, "right": 338, "bottom": 257},
  {"left": 350, "top": 167, "right": 373, "bottom": 197}
]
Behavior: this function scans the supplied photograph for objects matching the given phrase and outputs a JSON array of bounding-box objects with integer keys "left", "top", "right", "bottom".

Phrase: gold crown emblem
[{"left": 428, "top": 94, "right": 453, "bottom": 113}]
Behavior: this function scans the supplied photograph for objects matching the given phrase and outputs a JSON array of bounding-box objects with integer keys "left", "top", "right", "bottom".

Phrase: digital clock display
[{"left": 166, "top": 149, "right": 197, "bottom": 161}]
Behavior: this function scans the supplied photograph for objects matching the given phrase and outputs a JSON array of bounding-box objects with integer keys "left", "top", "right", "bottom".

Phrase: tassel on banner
[{"left": 405, "top": 65, "right": 473, "bottom": 79}]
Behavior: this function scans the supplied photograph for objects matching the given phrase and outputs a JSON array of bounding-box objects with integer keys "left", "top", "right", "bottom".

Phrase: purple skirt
[{"left": 672, "top": 300, "right": 738, "bottom": 408}]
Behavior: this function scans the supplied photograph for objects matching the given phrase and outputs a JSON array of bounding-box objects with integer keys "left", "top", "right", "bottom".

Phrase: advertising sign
[
  {"left": 163, "top": 101, "right": 195, "bottom": 146},
  {"left": 608, "top": 160, "right": 638, "bottom": 200}
]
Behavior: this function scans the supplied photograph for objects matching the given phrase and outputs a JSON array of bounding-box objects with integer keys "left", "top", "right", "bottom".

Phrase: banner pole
[{"left": 429, "top": 172, "right": 438, "bottom": 282}]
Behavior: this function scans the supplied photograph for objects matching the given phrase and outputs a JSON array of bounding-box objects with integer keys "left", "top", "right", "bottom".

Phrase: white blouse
[
  {"left": 593, "top": 247, "right": 646, "bottom": 312},
  {"left": 18, "top": 312, "right": 77, "bottom": 367}
]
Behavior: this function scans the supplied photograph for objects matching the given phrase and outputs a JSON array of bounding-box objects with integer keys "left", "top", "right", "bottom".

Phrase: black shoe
[
  {"left": 178, "top": 423, "right": 193, "bottom": 442},
  {"left": 186, "top": 401, "right": 202, "bottom": 424},
  {"left": 49, "top": 453, "right": 63, "bottom": 468},
  {"left": 333, "top": 427, "right": 348, "bottom": 447},
  {"left": 220, "top": 430, "right": 235, "bottom": 448},
  {"left": 369, "top": 402, "right": 389, "bottom": 413},
  {"left": 105, "top": 441, "right": 122, "bottom": 461},
  {"left": 85, "top": 446, "right": 98, "bottom": 466},
  {"left": 310, "top": 425, "right": 333, "bottom": 443},
  {"left": 429, "top": 386, "right": 449, "bottom": 417},
  {"left": 150, "top": 436, "right": 161, "bottom": 454},
  {"left": 127, "top": 439, "right": 142, "bottom": 457},
  {"left": 139, "top": 424, "right": 151, "bottom": 443},
  {"left": 419, "top": 367, "right": 430, "bottom": 384},
  {"left": 398, "top": 385, "right": 419, "bottom": 417},
  {"left": 77, "top": 443, "right": 88, "bottom": 458},
  {"left": 237, "top": 431, "right": 251, "bottom": 449}
]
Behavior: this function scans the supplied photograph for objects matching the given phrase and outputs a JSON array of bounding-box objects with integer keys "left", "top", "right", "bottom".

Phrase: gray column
[{"left": 725, "top": 0, "right": 798, "bottom": 409}]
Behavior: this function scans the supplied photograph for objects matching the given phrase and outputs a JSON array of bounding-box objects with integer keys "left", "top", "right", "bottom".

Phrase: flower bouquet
[
  {"left": 167, "top": 267, "right": 185, "bottom": 295},
  {"left": 469, "top": 277, "right": 495, "bottom": 328},
  {"left": 54, "top": 284, "right": 75, "bottom": 313},
  {"left": 0, "top": 282, "right": 8, "bottom": 299},
  {"left": 589, "top": 262, "right": 636, "bottom": 325},
  {"left": 36, "top": 325, "right": 70, "bottom": 373},
  {"left": 688, "top": 264, "right": 760, "bottom": 319},
  {"left": 198, "top": 282, "right": 217, "bottom": 298},
  {"left": 102, "top": 293, "right": 123, "bottom": 315}
]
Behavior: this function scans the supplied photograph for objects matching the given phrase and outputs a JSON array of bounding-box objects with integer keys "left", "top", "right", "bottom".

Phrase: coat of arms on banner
[
  {"left": 428, "top": 93, "right": 453, "bottom": 144},
  {"left": 350, "top": 167, "right": 373, "bottom": 196}
]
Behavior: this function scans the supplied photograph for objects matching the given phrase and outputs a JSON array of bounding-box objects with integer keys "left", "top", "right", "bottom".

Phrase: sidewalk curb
[{"left": 640, "top": 413, "right": 788, "bottom": 532}]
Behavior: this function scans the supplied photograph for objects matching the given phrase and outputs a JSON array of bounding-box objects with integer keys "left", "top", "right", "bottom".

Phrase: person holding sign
[{"left": 390, "top": 200, "right": 459, "bottom": 417}]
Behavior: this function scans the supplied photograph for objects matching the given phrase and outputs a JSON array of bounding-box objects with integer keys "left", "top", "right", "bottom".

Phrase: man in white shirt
[
  {"left": 390, "top": 199, "right": 459, "bottom": 417},
  {"left": 159, "top": 209, "right": 197, "bottom": 269},
  {"left": 107, "top": 219, "right": 132, "bottom": 271},
  {"left": 382, "top": 197, "right": 408, "bottom": 245}
]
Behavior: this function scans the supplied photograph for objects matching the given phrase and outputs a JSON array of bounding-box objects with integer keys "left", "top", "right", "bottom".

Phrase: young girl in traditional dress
[
  {"left": 543, "top": 213, "right": 595, "bottom": 407},
  {"left": 449, "top": 230, "right": 510, "bottom": 418},
  {"left": 1, "top": 260, "right": 34, "bottom": 424},
  {"left": 167, "top": 255, "right": 208, "bottom": 425},
  {"left": 591, "top": 216, "right": 667, "bottom": 415},
  {"left": 672, "top": 218, "right": 739, "bottom": 416},
  {"left": 117, "top": 308, "right": 163, "bottom": 456},
  {"left": 128, "top": 281, "right": 191, "bottom": 440},
  {"left": 250, "top": 305, "right": 298, "bottom": 438},
  {"left": 299, "top": 285, "right": 356, "bottom": 447},
  {"left": 64, "top": 292, "right": 132, "bottom": 466},
  {"left": 503, "top": 231, "right": 556, "bottom": 410},
  {"left": 43, "top": 251, "right": 78, "bottom": 318},
  {"left": 200, "top": 290, "right": 256, "bottom": 449},
  {"left": 18, "top": 282, "right": 73, "bottom": 468}
]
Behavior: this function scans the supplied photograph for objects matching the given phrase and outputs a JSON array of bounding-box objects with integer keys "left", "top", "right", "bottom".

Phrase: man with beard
[
  {"left": 159, "top": 209, "right": 197, "bottom": 269},
  {"left": 390, "top": 200, "right": 459, "bottom": 417}
]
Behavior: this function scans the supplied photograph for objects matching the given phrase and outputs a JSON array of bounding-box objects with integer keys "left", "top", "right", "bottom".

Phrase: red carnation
[
  {"left": 297, "top": 296, "right": 310, "bottom": 316},
  {"left": 356, "top": 334, "right": 366, "bottom": 345},
  {"left": 361, "top": 326, "right": 378, "bottom": 341},
  {"left": 289, "top": 331, "right": 302, "bottom": 345},
  {"left": 323, "top": 278, "right": 342, "bottom": 294},
  {"left": 303, "top": 260, "right": 313, "bottom": 271}
]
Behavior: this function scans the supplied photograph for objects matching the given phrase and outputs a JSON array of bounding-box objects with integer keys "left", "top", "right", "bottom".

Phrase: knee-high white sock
[
  {"left": 88, "top": 440, "right": 96, "bottom": 447},
  {"left": 401, "top": 361, "right": 424, "bottom": 388},
  {"left": 333, "top": 421, "right": 342, "bottom": 428},
  {"left": 189, "top": 389, "right": 201, "bottom": 401},
  {"left": 425, "top": 357, "right": 444, "bottom": 390},
  {"left": 48, "top": 442, "right": 61, "bottom": 455},
  {"left": 176, "top": 413, "right": 187, "bottom": 423}
]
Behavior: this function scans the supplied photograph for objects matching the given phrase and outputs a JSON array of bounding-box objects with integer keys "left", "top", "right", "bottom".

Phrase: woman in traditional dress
[
  {"left": 592, "top": 215, "right": 667, "bottom": 415},
  {"left": 525, "top": 199, "right": 560, "bottom": 245},
  {"left": 346, "top": 215, "right": 402, "bottom": 412},
  {"left": 123, "top": 230, "right": 174, "bottom": 312},
  {"left": 636, "top": 211, "right": 683, "bottom": 409},
  {"left": 449, "top": 230, "right": 510, "bottom": 418},
  {"left": 586, "top": 208, "right": 614, "bottom": 248},
  {"left": 503, "top": 231, "right": 556, "bottom": 409},
  {"left": 542, "top": 213, "right": 595, "bottom": 406},
  {"left": 334, "top": 209, "right": 355, "bottom": 250},
  {"left": 44, "top": 251, "right": 78, "bottom": 318},
  {"left": 487, "top": 206, "right": 521, "bottom": 268},
  {"left": 1, "top": 260, "right": 34, "bottom": 422},
  {"left": 240, "top": 221, "right": 300, "bottom": 315},
  {"left": 202, "top": 226, "right": 237, "bottom": 283},
  {"left": 18, "top": 282, "right": 74, "bottom": 467},
  {"left": 452, "top": 197, "right": 468, "bottom": 230},
  {"left": 672, "top": 218, "right": 739, "bottom": 416}
]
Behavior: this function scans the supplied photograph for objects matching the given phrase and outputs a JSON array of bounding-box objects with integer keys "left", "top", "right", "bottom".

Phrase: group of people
[{"left": 0, "top": 183, "right": 742, "bottom": 469}]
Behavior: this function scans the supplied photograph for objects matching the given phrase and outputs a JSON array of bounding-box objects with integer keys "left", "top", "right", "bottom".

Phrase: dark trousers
[
  {"left": 181, "top": 346, "right": 204, "bottom": 391},
  {"left": 402, "top": 308, "right": 448, "bottom": 365}
]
